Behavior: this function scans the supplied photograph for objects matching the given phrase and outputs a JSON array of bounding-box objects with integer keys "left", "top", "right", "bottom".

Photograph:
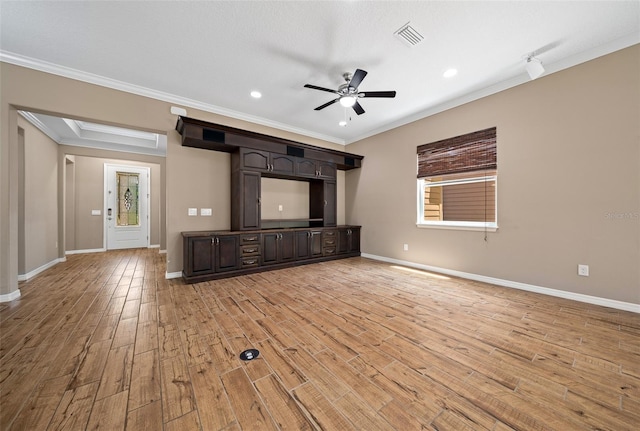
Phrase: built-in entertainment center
[{"left": 176, "top": 117, "right": 364, "bottom": 282}]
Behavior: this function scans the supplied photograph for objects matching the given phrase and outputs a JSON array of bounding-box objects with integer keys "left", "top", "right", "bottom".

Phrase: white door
[{"left": 105, "top": 164, "right": 149, "bottom": 250}]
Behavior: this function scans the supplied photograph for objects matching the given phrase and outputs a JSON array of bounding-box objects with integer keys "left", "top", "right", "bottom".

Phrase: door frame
[{"left": 103, "top": 163, "right": 150, "bottom": 250}]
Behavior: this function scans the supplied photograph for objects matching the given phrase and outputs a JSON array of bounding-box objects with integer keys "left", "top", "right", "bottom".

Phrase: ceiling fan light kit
[
  {"left": 525, "top": 55, "right": 545, "bottom": 80},
  {"left": 339, "top": 96, "right": 356, "bottom": 107},
  {"left": 304, "top": 68, "right": 396, "bottom": 116}
]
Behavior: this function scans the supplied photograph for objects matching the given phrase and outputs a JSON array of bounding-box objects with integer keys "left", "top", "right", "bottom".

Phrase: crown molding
[
  {"left": 18, "top": 110, "right": 62, "bottom": 142},
  {"left": 0, "top": 50, "right": 345, "bottom": 145}
]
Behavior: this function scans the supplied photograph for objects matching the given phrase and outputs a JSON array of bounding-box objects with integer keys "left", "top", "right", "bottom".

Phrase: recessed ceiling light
[
  {"left": 443, "top": 68, "right": 458, "bottom": 78},
  {"left": 339, "top": 120, "right": 347, "bottom": 127},
  {"left": 250, "top": 90, "right": 262, "bottom": 98}
]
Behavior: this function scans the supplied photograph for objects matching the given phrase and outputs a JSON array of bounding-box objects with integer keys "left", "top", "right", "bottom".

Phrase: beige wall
[
  {"left": 261, "top": 178, "right": 310, "bottom": 220},
  {"left": 0, "top": 62, "right": 346, "bottom": 295},
  {"left": 17, "top": 115, "right": 59, "bottom": 275},
  {"left": 346, "top": 45, "right": 640, "bottom": 304}
]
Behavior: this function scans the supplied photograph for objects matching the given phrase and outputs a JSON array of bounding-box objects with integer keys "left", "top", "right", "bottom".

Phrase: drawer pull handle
[
  {"left": 244, "top": 259, "right": 257, "bottom": 265},
  {"left": 245, "top": 236, "right": 258, "bottom": 241},
  {"left": 245, "top": 248, "right": 257, "bottom": 253},
  {"left": 326, "top": 240, "right": 335, "bottom": 245}
]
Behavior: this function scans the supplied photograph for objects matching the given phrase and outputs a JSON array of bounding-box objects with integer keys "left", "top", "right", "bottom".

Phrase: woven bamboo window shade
[{"left": 417, "top": 127, "right": 497, "bottom": 178}]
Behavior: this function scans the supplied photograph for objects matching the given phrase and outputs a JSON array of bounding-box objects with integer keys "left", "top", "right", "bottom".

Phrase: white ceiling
[{"left": 1, "top": 1, "right": 639, "bottom": 145}]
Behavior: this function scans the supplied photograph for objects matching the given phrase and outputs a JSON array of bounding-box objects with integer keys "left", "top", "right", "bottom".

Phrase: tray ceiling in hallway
[{"left": 1, "top": 1, "right": 638, "bottom": 145}]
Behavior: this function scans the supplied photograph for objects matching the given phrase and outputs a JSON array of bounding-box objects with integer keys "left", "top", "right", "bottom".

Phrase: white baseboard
[
  {"left": 0, "top": 289, "right": 21, "bottom": 303},
  {"left": 361, "top": 253, "right": 640, "bottom": 314},
  {"left": 158, "top": 249, "right": 167, "bottom": 254},
  {"left": 148, "top": 244, "right": 160, "bottom": 249},
  {"left": 165, "top": 271, "right": 182, "bottom": 279},
  {"left": 17, "top": 257, "right": 66, "bottom": 282},
  {"left": 66, "top": 248, "right": 106, "bottom": 255}
]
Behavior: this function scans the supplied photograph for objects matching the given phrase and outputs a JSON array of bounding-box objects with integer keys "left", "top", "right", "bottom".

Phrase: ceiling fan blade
[
  {"left": 360, "top": 91, "right": 396, "bottom": 98},
  {"left": 304, "top": 84, "right": 339, "bottom": 94},
  {"left": 352, "top": 101, "right": 365, "bottom": 115},
  {"left": 314, "top": 98, "right": 340, "bottom": 111},
  {"left": 349, "top": 69, "right": 367, "bottom": 90}
]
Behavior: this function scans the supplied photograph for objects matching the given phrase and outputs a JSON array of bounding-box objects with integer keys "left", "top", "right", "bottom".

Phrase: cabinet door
[
  {"left": 280, "top": 231, "right": 296, "bottom": 262},
  {"left": 310, "top": 231, "right": 323, "bottom": 257},
  {"left": 323, "top": 181, "right": 337, "bottom": 226},
  {"left": 262, "top": 232, "right": 279, "bottom": 265},
  {"left": 240, "top": 148, "right": 270, "bottom": 171},
  {"left": 317, "top": 161, "right": 337, "bottom": 179},
  {"left": 263, "top": 231, "right": 296, "bottom": 265},
  {"left": 216, "top": 235, "right": 240, "bottom": 272},
  {"left": 186, "top": 236, "right": 215, "bottom": 276},
  {"left": 241, "top": 171, "right": 261, "bottom": 230},
  {"left": 337, "top": 229, "right": 350, "bottom": 254},
  {"left": 348, "top": 227, "right": 361, "bottom": 253},
  {"left": 295, "top": 159, "right": 317, "bottom": 178},
  {"left": 295, "top": 231, "right": 311, "bottom": 260},
  {"left": 271, "top": 154, "right": 296, "bottom": 175}
]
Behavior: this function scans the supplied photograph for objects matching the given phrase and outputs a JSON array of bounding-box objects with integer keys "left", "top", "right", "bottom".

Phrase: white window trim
[{"left": 416, "top": 175, "right": 498, "bottom": 231}]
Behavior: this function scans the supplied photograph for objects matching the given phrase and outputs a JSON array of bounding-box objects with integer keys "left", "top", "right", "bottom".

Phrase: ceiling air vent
[{"left": 394, "top": 22, "right": 424, "bottom": 47}]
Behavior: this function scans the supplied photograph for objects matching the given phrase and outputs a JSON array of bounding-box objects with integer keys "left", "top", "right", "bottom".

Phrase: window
[
  {"left": 417, "top": 127, "right": 497, "bottom": 230},
  {"left": 116, "top": 171, "right": 140, "bottom": 226}
]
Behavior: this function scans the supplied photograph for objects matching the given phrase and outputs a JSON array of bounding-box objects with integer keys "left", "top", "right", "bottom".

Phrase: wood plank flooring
[{"left": 1, "top": 248, "right": 639, "bottom": 430}]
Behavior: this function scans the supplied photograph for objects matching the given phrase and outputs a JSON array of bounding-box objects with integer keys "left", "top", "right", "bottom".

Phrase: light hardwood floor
[{"left": 1, "top": 249, "right": 638, "bottom": 430}]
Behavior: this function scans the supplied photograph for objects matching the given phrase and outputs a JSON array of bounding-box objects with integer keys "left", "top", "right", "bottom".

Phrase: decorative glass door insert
[{"left": 116, "top": 172, "right": 140, "bottom": 226}]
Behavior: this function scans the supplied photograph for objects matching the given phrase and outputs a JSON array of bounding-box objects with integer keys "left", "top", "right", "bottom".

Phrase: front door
[{"left": 105, "top": 164, "right": 149, "bottom": 250}]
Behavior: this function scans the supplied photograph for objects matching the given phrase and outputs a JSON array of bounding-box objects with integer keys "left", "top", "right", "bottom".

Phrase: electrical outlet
[
  {"left": 578, "top": 264, "right": 589, "bottom": 277},
  {"left": 403, "top": 244, "right": 409, "bottom": 251},
  {"left": 200, "top": 208, "right": 212, "bottom": 216},
  {"left": 188, "top": 208, "right": 197, "bottom": 216},
  {"left": 278, "top": 204, "right": 283, "bottom": 212}
]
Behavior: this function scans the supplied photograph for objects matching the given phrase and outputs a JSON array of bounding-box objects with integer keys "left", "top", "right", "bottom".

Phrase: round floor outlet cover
[{"left": 240, "top": 349, "right": 260, "bottom": 361}]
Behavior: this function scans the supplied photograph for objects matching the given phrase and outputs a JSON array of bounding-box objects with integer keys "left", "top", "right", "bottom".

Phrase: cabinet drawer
[
  {"left": 241, "top": 245, "right": 261, "bottom": 256},
  {"left": 323, "top": 247, "right": 336, "bottom": 256},
  {"left": 323, "top": 238, "right": 336, "bottom": 247},
  {"left": 242, "top": 257, "right": 261, "bottom": 268},
  {"left": 240, "top": 234, "right": 261, "bottom": 244}
]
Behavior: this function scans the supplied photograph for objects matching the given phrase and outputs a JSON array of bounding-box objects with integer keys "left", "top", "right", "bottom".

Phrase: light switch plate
[
  {"left": 201, "top": 208, "right": 212, "bottom": 216},
  {"left": 91, "top": 209, "right": 101, "bottom": 216},
  {"left": 188, "top": 208, "right": 197, "bottom": 216}
]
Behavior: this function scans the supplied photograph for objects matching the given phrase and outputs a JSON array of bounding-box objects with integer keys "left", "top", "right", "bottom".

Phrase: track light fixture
[{"left": 525, "top": 55, "right": 545, "bottom": 80}]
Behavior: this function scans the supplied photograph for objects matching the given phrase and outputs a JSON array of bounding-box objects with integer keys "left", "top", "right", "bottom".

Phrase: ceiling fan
[{"left": 304, "top": 69, "right": 396, "bottom": 115}]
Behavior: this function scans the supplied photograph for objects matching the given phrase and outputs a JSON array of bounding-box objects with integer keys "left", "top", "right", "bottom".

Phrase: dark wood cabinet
[
  {"left": 337, "top": 227, "right": 360, "bottom": 254},
  {"left": 184, "top": 236, "right": 215, "bottom": 277},
  {"left": 239, "top": 148, "right": 270, "bottom": 171},
  {"left": 310, "top": 180, "right": 336, "bottom": 227},
  {"left": 294, "top": 230, "right": 323, "bottom": 260},
  {"left": 262, "top": 231, "right": 295, "bottom": 265},
  {"left": 295, "top": 159, "right": 337, "bottom": 180},
  {"left": 236, "top": 147, "right": 296, "bottom": 176},
  {"left": 317, "top": 161, "right": 337, "bottom": 179},
  {"left": 232, "top": 171, "right": 261, "bottom": 231},
  {"left": 215, "top": 235, "right": 241, "bottom": 272},
  {"left": 182, "top": 226, "right": 359, "bottom": 282},
  {"left": 347, "top": 227, "right": 360, "bottom": 253},
  {"left": 310, "top": 230, "right": 323, "bottom": 257},
  {"left": 322, "top": 230, "right": 337, "bottom": 257},
  {"left": 178, "top": 116, "right": 364, "bottom": 282},
  {"left": 183, "top": 233, "right": 241, "bottom": 280}
]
